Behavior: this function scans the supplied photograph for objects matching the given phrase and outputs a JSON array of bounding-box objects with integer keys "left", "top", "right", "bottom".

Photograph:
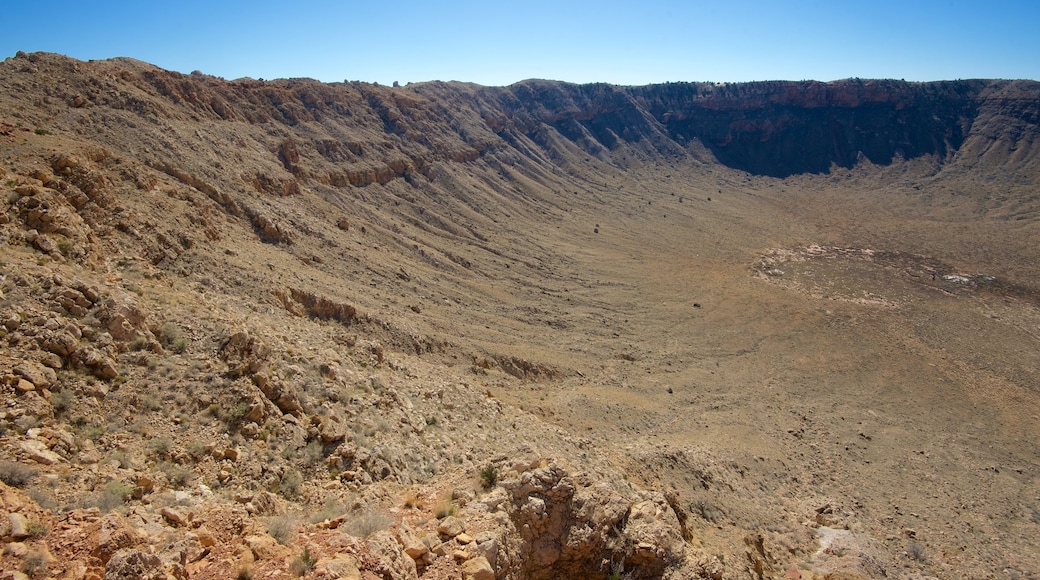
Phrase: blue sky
[{"left": 3, "top": 1, "right": 1038, "bottom": 86}]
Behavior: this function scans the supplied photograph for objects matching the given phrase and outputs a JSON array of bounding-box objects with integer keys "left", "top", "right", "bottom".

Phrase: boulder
[
  {"left": 461, "top": 556, "right": 495, "bottom": 580},
  {"left": 94, "top": 512, "right": 144, "bottom": 564},
  {"left": 18, "top": 439, "right": 61, "bottom": 465},
  {"left": 8, "top": 513, "right": 29, "bottom": 540},
  {"left": 104, "top": 548, "right": 166, "bottom": 580},
  {"left": 13, "top": 362, "right": 52, "bottom": 389},
  {"left": 318, "top": 554, "right": 362, "bottom": 579},
  {"left": 437, "top": 515, "right": 465, "bottom": 538}
]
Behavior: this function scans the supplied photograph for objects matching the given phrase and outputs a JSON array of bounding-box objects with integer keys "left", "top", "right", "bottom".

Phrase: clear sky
[{"left": 3, "top": 1, "right": 1038, "bottom": 86}]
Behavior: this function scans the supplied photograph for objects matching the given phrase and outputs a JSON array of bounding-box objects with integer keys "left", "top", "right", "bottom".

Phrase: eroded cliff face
[
  {"left": 479, "top": 78, "right": 1039, "bottom": 178},
  {"left": 4, "top": 52, "right": 1038, "bottom": 188}
]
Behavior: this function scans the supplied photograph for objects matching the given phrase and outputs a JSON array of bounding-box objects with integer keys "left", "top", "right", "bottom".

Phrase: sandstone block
[
  {"left": 461, "top": 556, "right": 495, "bottom": 580},
  {"left": 437, "top": 515, "right": 465, "bottom": 538},
  {"left": 161, "top": 507, "right": 188, "bottom": 527},
  {"left": 104, "top": 548, "right": 165, "bottom": 580},
  {"left": 18, "top": 439, "right": 61, "bottom": 465},
  {"left": 13, "top": 362, "right": 51, "bottom": 389},
  {"left": 8, "top": 513, "right": 29, "bottom": 540}
]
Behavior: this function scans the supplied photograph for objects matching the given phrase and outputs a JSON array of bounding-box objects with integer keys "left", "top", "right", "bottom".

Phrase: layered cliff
[{"left": 3, "top": 52, "right": 1038, "bottom": 187}]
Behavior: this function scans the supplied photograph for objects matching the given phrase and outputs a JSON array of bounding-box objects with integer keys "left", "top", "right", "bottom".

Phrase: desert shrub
[
  {"left": 129, "top": 335, "right": 150, "bottom": 351},
  {"left": 0, "top": 460, "right": 37, "bottom": 487},
  {"left": 159, "top": 462, "right": 193, "bottom": 488},
  {"left": 434, "top": 499, "right": 456, "bottom": 519},
  {"left": 267, "top": 515, "right": 297, "bottom": 545},
  {"left": 290, "top": 547, "right": 317, "bottom": 577},
  {"left": 160, "top": 322, "right": 187, "bottom": 353},
  {"left": 27, "top": 487, "right": 57, "bottom": 511},
  {"left": 279, "top": 469, "right": 304, "bottom": 499},
  {"left": 149, "top": 436, "right": 173, "bottom": 458},
  {"left": 106, "top": 450, "right": 130, "bottom": 468},
  {"left": 140, "top": 392, "right": 162, "bottom": 412},
  {"left": 77, "top": 424, "right": 104, "bottom": 442},
  {"left": 344, "top": 509, "right": 391, "bottom": 538},
  {"left": 907, "top": 540, "right": 927, "bottom": 562},
  {"left": 51, "top": 389, "right": 76, "bottom": 415},
  {"left": 26, "top": 519, "right": 48, "bottom": 539},
  {"left": 693, "top": 497, "right": 725, "bottom": 523},
  {"left": 303, "top": 440, "right": 324, "bottom": 466},
  {"left": 94, "top": 480, "right": 133, "bottom": 511},
  {"left": 105, "top": 480, "right": 134, "bottom": 499},
  {"left": 307, "top": 498, "right": 352, "bottom": 524},
  {"left": 22, "top": 548, "right": 49, "bottom": 577},
  {"left": 479, "top": 464, "right": 498, "bottom": 490}
]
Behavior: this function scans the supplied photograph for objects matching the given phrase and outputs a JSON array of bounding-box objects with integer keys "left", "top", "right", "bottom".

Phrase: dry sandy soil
[{"left": 0, "top": 52, "right": 1038, "bottom": 579}]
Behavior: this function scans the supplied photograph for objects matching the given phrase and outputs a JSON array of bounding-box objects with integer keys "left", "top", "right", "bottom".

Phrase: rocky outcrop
[{"left": 7, "top": 52, "right": 1037, "bottom": 193}]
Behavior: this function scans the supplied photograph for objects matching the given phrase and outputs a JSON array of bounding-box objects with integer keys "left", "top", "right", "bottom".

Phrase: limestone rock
[
  {"left": 8, "top": 513, "right": 29, "bottom": 540},
  {"left": 105, "top": 548, "right": 166, "bottom": 580},
  {"left": 101, "top": 298, "right": 149, "bottom": 341},
  {"left": 18, "top": 439, "right": 62, "bottom": 465},
  {"left": 244, "top": 534, "right": 289, "bottom": 561},
  {"left": 161, "top": 507, "right": 188, "bottom": 527},
  {"left": 13, "top": 362, "right": 52, "bottom": 390},
  {"left": 437, "top": 515, "right": 465, "bottom": 538},
  {"left": 319, "top": 554, "right": 362, "bottom": 579},
  {"left": 366, "top": 530, "right": 418, "bottom": 580},
  {"left": 461, "top": 556, "right": 495, "bottom": 580},
  {"left": 221, "top": 331, "right": 270, "bottom": 377},
  {"left": 94, "top": 512, "right": 144, "bottom": 564},
  {"left": 41, "top": 330, "right": 79, "bottom": 357}
]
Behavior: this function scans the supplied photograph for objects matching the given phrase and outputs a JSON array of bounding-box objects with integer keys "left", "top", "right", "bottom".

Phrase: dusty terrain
[{"left": 0, "top": 51, "right": 1039, "bottom": 579}]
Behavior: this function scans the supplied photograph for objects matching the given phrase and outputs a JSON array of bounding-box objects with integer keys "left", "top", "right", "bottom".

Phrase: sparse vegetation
[
  {"left": 345, "top": 509, "right": 392, "bottom": 538},
  {"left": 81, "top": 480, "right": 134, "bottom": 512},
  {"left": 907, "top": 540, "right": 927, "bottom": 562},
  {"left": 160, "top": 321, "right": 188, "bottom": 353},
  {"left": 434, "top": 498, "right": 457, "bottom": 519},
  {"left": 479, "top": 463, "right": 498, "bottom": 490},
  {"left": 159, "top": 462, "right": 193, "bottom": 488},
  {"left": 290, "top": 546, "right": 317, "bottom": 576},
  {"left": 0, "top": 55, "right": 1036, "bottom": 579},
  {"left": 22, "top": 548, "right": 49, "bottom": 577},
  {"left": 267, "top": 514, "right": 297, "bottom": 545},
  {"left": 0, "top": 460, "right": 37, "bottom": 487},
  {"left": 279, "top": 469, "right": 304, "bottom": 499},
  {"left": 26, "top": 519, "right": 48, "bottom": 539},
  {"left": 51, "top": 389, "right": 76, "bottom": 415},
  {"left": 303, "top": 439, "right": 324, "bottom": 465}
]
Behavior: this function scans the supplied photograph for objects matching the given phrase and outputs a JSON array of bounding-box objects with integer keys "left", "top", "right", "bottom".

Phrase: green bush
[{"left": 480, "top": 464, "right": 498, "bottom": 490}]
